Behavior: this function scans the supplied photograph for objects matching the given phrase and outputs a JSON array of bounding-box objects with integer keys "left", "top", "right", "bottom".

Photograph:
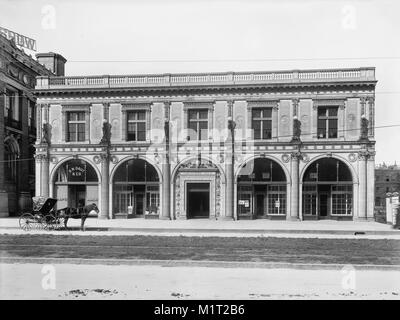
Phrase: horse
[{"left": 57, "top": 203, "right": 99, "bottom": 231}]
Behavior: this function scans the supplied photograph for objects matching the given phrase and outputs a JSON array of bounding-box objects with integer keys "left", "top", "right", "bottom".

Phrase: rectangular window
[
  {"left": 127, "top": 111, "right": 146, "bottom": 141},
  {"left": 252, "top": 108, "right": 272, "bottom": 140},
  {"left": 317, "top": 107, "right": 339, "bottom": 139},
  {"left": 28, "top": 101, "right": 36, "bottom": 133},
  {"left": 188, "top": 109, "right": 208, "bottom": 141},
  {"left": 67, "top": 112, "right": 86, "bottom": 142}
]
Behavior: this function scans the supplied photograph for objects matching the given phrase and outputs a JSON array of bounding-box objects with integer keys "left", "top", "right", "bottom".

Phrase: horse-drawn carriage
[{"left": 19, "top": 197, "right": 99, "bottom": 231}]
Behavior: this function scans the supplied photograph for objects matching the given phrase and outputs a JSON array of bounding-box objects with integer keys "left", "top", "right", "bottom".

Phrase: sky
[{"left": 1, "top": 0, "right": 399, "bottom": 164}]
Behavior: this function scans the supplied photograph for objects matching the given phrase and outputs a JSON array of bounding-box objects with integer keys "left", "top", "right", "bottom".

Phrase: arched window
[{"left": 4, "top": 139, "right": 19, "bottom": 182}]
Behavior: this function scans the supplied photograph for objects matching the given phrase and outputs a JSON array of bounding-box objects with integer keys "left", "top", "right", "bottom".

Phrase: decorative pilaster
[
  {"left": 288, "top": 151, "right": 301, "bottom": 221},
  {"left": 38, "top": 153, "right": 50, "bottom": 197},
  {"left": 161, "top": 101, "right": 171, "bottom": 220},
  {"left": 357, "top": 150, "right": 371, "bottom": 220},
  {"left": 99, "top": 152, "right": 109, "bottom": 219},
  {"left": 224, "top": 100, "right": 235, "bottom": 220},
  {"left": 367, "top": 96, "right": 375, "bottom": 137},
  {"left": 0, "top": 84, "right": 8, "bottom": 216}
]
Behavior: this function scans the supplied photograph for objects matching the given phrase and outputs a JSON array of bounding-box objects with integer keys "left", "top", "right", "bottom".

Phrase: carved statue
[
  {"left": 291, "top": 117, "right": 301, "bottom": 142},
  {"left": 360, "top": 116, "right": 369, "bottom": 142},
  {"left": 100, "top": 120, "right": 112, "bottom": 145},
  {"left": 41, "top": 121, "right": 50, "bottom": 144}
]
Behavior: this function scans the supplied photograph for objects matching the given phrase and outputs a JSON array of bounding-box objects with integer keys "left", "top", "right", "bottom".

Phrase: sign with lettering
[
  {"left": 67, "top": 163, "right": 86, "bottom": 182},
  {"left": 0, "top": 27, "right": 36, "bottom": 51},
  {"left": 275, "top": 200, "right": 280, "bottom": 208}
]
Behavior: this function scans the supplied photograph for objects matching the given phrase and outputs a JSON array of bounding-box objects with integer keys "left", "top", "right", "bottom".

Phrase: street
[{"left": 1, "top": 234, "right": 400, "bottom": 265}]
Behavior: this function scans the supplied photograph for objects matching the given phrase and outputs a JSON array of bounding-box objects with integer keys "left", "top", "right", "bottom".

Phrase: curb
[{"left": 1, "top": 226, "right": 399, "bottom": 236}]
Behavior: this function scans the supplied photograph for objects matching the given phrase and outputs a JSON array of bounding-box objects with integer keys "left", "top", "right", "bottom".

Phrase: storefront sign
[
  {"left": 262, "top": 172, "right": 270, "bottom": 179},
  {"left": 67, "top": 163, "right": 86, "bottom": 181},
  {"left": 0, "top": 27, "right": 36, "bottom": 51},
  {"left": 275, "top": 200, "right": 280, "bottom": 208}
]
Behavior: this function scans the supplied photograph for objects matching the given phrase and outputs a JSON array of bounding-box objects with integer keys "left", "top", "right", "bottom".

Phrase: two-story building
[{"left": 34, "top": 65, "right": 377, "bottom": 221}]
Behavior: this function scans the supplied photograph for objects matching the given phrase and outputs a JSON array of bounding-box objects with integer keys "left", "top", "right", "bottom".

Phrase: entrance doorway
[
  {"left": 187, "top": 183, "right": 210, "bottom": 218},
  {"left": 318, "top": 192, "right": 329, "bottom": 218},
  {"left": 68, "top": 185, "right": 86, "bottom": 208}
]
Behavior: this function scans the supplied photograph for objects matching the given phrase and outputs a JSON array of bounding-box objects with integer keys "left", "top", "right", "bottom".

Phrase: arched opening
[
  {"left": 113, "top": 159, "right": 160, "bottom": 217},
  {"left": 53, "top": 159, "right": 99, "bottom": 209},
  {"left": 4, "top": 139, "right": 19, "bottom": 183},
  {"left": 237, "top": 158, "right": 287, "bottom": 219},
  {"left": 302, "top": 158, "right": 353, "bottom": 219}
]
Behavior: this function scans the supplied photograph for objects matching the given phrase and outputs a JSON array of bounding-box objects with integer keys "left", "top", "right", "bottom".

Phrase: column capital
[
  {"left": 290, "top": 151, "right": 303, "bottom": 160},
  {"left": 358, "top": 150, "right": 375, "bottom": 160}
]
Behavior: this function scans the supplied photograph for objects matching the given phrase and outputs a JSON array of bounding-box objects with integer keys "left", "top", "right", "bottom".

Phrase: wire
[{"left": 66, "top": 56, "right": 400, "bottom": 63}]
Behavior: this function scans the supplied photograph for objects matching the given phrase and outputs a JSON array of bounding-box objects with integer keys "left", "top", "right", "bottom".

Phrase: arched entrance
[
  {"left": 173, "top": 158, "right": 223, "bottom": 219},
  {"left": 302, "top": 157, "right": 353, "bottom": 219},
  {"left": 53, "top": 159, "right": 99, "bottom": 209},
  {"left": 237, "top": 158, "right": 287, "bottom": 219},
  {"left": 112, "top": 159, "right": 160, "bottom": 218}
]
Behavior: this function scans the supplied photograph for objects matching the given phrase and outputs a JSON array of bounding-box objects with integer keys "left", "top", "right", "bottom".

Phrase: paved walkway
[{"left": 1, "top": 217, "right": 399, "bottom": 239}]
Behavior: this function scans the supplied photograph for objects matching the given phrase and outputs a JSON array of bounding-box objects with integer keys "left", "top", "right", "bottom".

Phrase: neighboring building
[
  {"left": 0, "top": 34, "right": 64, "bottom": 216},
  {"left": 34, "top": 67, "right": 377, "bottom": 221},
  {"left": 375, "top": 163, "right": 400, "bottom": 207}
]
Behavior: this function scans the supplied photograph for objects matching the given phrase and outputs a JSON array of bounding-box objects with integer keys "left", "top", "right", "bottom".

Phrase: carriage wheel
[
  {"left": 55, "top": 217, "right": 65, "bottom": 230},
  {"left": 43, "top": 214, "right": 56, "bottom": 231},
  {"left": 19, "top": 213, "right": 35, "bottom": 231}
]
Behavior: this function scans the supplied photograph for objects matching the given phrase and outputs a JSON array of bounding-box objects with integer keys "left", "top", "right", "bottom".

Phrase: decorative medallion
[
  {"left": 301, "top": 153, "right": 310, "bottom": 163},
  {"left": 110, "top": 156, "right": 119, "bottom": 164},
  {"left": 50, "top": 157, "right": 58, "bottom": 164},
  {"left": 348, "top": 153, "right": 357, "bottom": 162},
  {"left": 93, "top": 155, "right": 101, "bottom": 164},
  {"left": 281, "top": 154, "right": 290, "bottom": 163}
]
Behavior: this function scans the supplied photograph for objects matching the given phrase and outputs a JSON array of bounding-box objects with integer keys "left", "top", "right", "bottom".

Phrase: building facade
[
  {"left": 375, "top": 163, "right": 400, "bottom": 208},
  {"left": 34, "top": 67, "right": 377, "bottom": 221},
  {"left": 0, "top": 35, "right": 62, "bottom": 216}
]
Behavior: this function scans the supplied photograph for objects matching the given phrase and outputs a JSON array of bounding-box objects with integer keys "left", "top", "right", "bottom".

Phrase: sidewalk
[{"left": 1, "top": 217, "right": 399, "bottom": 239}]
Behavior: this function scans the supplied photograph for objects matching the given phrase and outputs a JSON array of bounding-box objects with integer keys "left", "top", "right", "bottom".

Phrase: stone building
[
  {"left": 0, "top": 34, "right": 64, "bottom": 216},
  {"left": 34, "top": 67, "right": 377, "bottom": 221},
  {"left": 375, "top": 163, "right": 400, "bottom": 208}
]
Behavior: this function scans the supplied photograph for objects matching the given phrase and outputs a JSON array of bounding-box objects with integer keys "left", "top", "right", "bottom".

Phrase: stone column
[
  {"left": 224, "top": 100, "right": 235, "bottom": 220},
  {"left": 0, "top": 83, "right": 9, "bottom": 216},
  {"left": 100, "top": 153, "right": 109, "bottom": 219},
  {"left": 40, "top": 154, "right": 50, "bottom": 197},
  {"left": 161, "top": 101, "right": 171, "bottom": 220},
  {"left": 288, "top": 152, "right": 301, "bottom": 221},
  {"left": 357, "top": 151, "right": 368, "bottom": 220},
  {"left": 366, "top": 151, "right": 375, "bottom": 220},
  {"left": 19, "top": 96, "right": 31, "bottom": 211}
]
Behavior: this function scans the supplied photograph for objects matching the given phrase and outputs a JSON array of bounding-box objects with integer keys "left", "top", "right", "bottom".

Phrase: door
[
  {"left": 255, "top": 193, "right": 265, "bottom": 216},
  {"left": 318, "top": 193, "right": 329, "bottom": 218},
  {"left": 134, "top": 193, "right": 145, "bottom": 215},
  {"left": 187, "top": 183, "right": 210, "bottom": 218},
  {"left": 68, "top": 185, "right": 86, "bottom": 208}
]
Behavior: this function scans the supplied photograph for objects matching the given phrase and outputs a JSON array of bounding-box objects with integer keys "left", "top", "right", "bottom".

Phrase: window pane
[
  {"left": 199, "top": 121, "right": 208, "bottom": 140},
  {"left": 137, "top": 111, "right": 146, "bottom": 120},
  {"left": 317, "top": 119, "right": 326, "bottom": 138},
  {"left": 328, "top": 107, "right": 338, "bottom": 117},
  {"left": 318, "top": 108, "right": 326, "bottom": 117},
  {"left": 189, "top": 110, "right": 197, "bottom": 120},
  {"left": 199, "top": 110, "right": 208, "bottom": 119},
  {"left": 252, "top": 109, "right": 261, "bottom": 118},
  {"left": 77, "top": 112, "right": 85, "bottom": 121},
  {"left": 68, "top": 124, "right": 76, "bottom": 141},
  {"left": 137, "top": 122, "right": 146, "bottom": 141},
  {"left": 127, "top": 112, "right": 136, "bottom": 121},
  {"left": 262, "top": 108, "right": 272, "bottom": 118},
  {"left": 328, "top": 119, "right": 338, "bottom": 138},
  {"left": 262, "top": 120, "right": 272, "bottom": 139},
  {"left": 78, "top": 123, "right": 85, "bottom": 141}
]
